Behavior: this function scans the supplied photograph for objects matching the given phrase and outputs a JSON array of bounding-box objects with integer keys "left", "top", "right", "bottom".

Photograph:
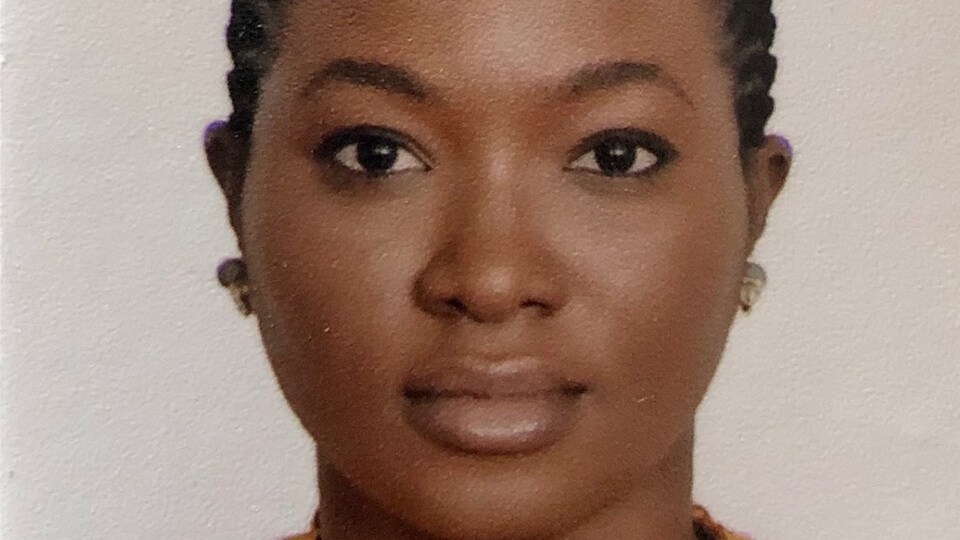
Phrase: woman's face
[{"left": 209, "top": 0, "right": 788, "bottom": 537}]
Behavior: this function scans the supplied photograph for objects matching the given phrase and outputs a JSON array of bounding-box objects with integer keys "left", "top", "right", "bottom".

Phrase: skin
[{"left": 205, "top": 1, "right": 792, "bottom": 539}]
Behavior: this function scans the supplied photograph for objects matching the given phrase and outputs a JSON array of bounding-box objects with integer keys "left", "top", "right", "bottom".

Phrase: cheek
[
  {"left": 239, "top": 162, "right": 435, "bottom": 445},
  {"left": 569, "top": 168, "right": 749, "bottom": 454}
]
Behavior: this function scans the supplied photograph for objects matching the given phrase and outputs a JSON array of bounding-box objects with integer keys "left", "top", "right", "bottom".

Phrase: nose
[{"left": 414, "top": 179, "right": 569, "bottom": 324}]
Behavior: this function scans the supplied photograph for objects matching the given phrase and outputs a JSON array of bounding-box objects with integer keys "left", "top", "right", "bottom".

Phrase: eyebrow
[
  {"left": 300, "top": 58, "right": 432, "bottom": 101},
  {"left": 563, "top": 61, "right": 693, "bottom": 107},
  {"left": 300, "top": 58, "right": 692, "bottom": 107}
]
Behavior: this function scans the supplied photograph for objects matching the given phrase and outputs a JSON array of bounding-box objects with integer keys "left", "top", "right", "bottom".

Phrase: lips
[{"left": 402, "top": 358, "right": 588, "bottom": 455}]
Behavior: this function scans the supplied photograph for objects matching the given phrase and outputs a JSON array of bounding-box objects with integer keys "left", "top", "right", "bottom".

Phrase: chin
[
  {"left": 386, "top": 461, "right": 614, "bottom": 540},
  {"left": 321, "top": 421, "right": 633, "bottom": 540}
]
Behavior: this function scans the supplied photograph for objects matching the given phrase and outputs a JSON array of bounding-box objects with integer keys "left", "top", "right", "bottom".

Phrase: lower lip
[{"left": 403, "top": 392, "right": 583, "bottom": 455}]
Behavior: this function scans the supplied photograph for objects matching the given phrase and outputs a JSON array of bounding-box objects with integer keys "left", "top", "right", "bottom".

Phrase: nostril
[{"left": 444, "top": 298, "right": 467, "bottom": 315}]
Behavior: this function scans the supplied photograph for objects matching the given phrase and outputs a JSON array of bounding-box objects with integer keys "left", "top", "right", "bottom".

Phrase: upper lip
[{"left": 403, "top": 356, "right": 588, "bottom": 400}]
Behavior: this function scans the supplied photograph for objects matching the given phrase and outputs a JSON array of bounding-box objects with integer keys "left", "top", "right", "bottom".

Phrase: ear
[
  {"left": 204, "top": 121, "right": 249, "bottom": 246},
  {"left": 743, "top": 135, "right": 793, "bottom": 249}
]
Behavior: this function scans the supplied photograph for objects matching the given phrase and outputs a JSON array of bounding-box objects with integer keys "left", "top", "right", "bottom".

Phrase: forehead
[{"left": 273, "top": 0, "right": 729, "bottom": 101}]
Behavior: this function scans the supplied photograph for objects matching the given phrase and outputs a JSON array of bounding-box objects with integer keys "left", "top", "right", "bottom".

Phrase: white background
[{"left": 2, "top": 1, "right": 958, "bottom": 539}]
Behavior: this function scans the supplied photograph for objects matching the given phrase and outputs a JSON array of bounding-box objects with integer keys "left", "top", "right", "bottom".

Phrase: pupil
[
  {"left": 357, "top": 137, "right": 399, "bottom": 174},
  {"left": 595, "top": 139, "right": 637, "bottom": 175}
]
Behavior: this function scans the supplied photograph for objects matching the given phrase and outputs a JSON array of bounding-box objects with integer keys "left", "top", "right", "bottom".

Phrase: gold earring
[
  {"left": 217, "top": 258, "right": 252, "bottom": 317},
  {"left": 740, "top": 262, "right": 767, "bottom": 313}
]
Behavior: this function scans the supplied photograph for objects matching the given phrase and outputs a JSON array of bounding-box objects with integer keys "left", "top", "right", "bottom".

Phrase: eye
[
  {"left": 315, "top": 126, "right": 430, "bottom": 178},
  {"left": 567, "top": 129, "right": 676, "bottom": 178},
  {"left": 570, "top": 139, "right": 657, "bottom": 176}
]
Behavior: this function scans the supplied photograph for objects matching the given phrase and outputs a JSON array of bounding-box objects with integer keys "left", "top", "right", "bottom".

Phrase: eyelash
[
  {"left": 313, "top": 125, "right": 433, "bottom": 179},
  {"left": 565, "top": 128, "right": 678, "bottom": 178},
  {"left": 313, "top": 126, "right": 677, "bottom": 180}
]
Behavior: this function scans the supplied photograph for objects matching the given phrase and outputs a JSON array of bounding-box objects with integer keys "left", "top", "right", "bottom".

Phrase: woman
[{"left": 204, "top": 0, "right": 793, "bottom": 538}]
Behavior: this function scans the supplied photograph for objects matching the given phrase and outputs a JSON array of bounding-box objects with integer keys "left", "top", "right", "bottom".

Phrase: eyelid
[
  {"left": 313, "top": 124, "right": 435, "bottom": 170},
  {"left": 565, "top": 128, "right": 678, "bottom": 168}
]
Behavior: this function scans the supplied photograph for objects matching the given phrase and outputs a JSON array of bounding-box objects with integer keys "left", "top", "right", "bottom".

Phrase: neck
[{"left": 315, "top": 430, "right": 698, "bottom": 540}]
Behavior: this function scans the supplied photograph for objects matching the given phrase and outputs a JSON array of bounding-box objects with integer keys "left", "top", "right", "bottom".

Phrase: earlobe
[
  {"left": 204, "top": 121, "right": 249, "bottom": 240},
  {"left": 745, "top": 134, "right": 793, "bottom": 244}
]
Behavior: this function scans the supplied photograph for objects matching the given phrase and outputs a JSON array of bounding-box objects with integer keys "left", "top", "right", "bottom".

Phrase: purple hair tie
[
  {"left": 771, "top": 134, "right": 793, "bottom": 155},
  {"left": 203, "top": 120, "right": 228, "bottom": 146}
]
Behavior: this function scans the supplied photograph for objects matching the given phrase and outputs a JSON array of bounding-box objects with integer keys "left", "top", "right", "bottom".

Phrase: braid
[
  {"left": 221, "top": 0, "right": 778, "bottom": 159},
  {"left": 719, "top": 0, "right": 779, "bottom": 153},
  {"left": 225, "top": 0, "right": 288, "bottom": 152}
]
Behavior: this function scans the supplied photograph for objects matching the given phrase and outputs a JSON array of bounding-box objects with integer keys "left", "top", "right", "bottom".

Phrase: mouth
[{"left": 402, "top": 358, "right": 588, "bottom": 456}]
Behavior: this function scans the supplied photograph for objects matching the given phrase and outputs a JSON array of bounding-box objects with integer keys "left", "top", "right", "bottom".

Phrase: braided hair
[
  {"left": 223, "top": 0, "right": 287, "bottom": 156},
  {"left": 223, "top": 0, "right": 778, "bottom": 160},
  {"left": 718, "top": 0, "right": 779, "bottom": 151}
]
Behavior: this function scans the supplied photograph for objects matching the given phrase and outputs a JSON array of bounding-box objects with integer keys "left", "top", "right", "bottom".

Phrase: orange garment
[
  {"left": 281, "top": 505, "right": 750, "bottom": 540},
  {"left": 692, "top": 505, "right": 752, "bottom": 540}
]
